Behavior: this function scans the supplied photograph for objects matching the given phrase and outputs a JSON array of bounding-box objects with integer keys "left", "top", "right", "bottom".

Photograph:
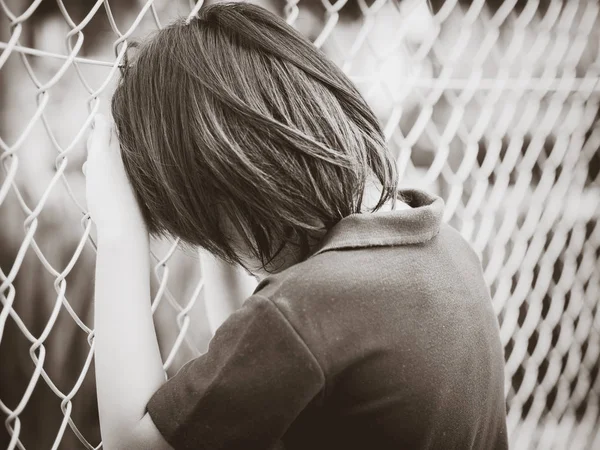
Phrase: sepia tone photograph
[{"left": 0, "top": 0, "right": 599, "bottom": 449}]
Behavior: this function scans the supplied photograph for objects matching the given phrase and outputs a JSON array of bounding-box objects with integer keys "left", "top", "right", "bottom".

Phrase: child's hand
[{"left": 85, "top": 113, "right": 147, "bottom": 237}]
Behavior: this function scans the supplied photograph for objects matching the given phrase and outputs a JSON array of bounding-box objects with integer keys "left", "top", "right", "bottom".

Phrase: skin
[
  {"left": 87, "top": 113, "right": 409, "bottom": 449},
  {"left": 87, "top": 114, "right": 173, "bottom": 450},
  {"left": 200, "top": 251, "right": 257, "bottom": 333}
]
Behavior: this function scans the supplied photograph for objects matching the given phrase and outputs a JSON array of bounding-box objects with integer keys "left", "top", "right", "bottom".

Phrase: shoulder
[
  {"left": 251, "top": 222, "right": 494, "bottom": 345},
  {"left": 249, "top": 223, "right": 501, "bottom": 379},
  {"left": 256, "top": 222, "right": 484, "bottom": 302},
  {"left": 147, "top": 293, "right": 326, "bottom": 449},
  {"left": 437, "top": 222, "right": 484, "bottom": 267},
  {"left": 252, "top": 224, "right": 481, "bottom": 302}
]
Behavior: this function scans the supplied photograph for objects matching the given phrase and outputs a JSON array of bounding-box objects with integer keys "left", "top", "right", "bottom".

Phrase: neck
[
  {"left": 253, "top": 186, "right": 408, "bottom": 279},
  {"left": 361, "top": 182, "right": 408, "bottom": 212}
]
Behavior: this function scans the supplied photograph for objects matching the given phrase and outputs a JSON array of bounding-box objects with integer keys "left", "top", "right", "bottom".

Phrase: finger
[
  {"left": 86, "top": 129, "right": 94, "bottom": 155},
  {"left": 94, "top": 113, "right": 109, "bottom": 134},
  {"left": 89, "top": 113, "right": 112, "bottom": 155},
  {"left": 107, "top": 125, "right": 124, "bottom": 156}
]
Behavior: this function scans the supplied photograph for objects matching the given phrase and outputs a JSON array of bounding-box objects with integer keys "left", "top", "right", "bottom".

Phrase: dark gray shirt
[{"left": 146, "top": 188, "right": 509, "bottom": 450}]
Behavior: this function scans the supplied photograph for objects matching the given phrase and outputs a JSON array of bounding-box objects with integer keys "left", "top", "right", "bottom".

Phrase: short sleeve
[{"left": 146, "top": 294, "right": 325, "bottom": 450}]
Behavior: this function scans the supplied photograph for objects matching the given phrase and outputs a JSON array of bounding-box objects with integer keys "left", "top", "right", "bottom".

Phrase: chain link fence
[{"left": 0, "top": 0, "right": 599, "bottom": 448}]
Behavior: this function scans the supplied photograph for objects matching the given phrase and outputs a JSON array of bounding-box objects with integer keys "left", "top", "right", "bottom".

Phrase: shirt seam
[{"left": 253, "top": 293, "right": 329, "bottom": 405}]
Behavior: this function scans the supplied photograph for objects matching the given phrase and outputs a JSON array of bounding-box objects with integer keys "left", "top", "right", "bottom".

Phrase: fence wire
[{"left": 0, "top": 0, "right": 599, "bottom": 449}]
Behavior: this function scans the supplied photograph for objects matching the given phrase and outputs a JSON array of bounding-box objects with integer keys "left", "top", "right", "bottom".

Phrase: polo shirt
[{"left": 146, "top": 188, "right": 509, "bottom": 450}]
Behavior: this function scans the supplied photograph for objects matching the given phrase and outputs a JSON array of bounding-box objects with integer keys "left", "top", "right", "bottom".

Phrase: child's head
[{"left": 111, "top": 2, "right": 398, "bottom": 274}]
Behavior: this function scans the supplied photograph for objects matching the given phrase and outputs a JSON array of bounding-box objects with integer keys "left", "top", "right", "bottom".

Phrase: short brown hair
[{"left": 112, "top": 1, "right": 398, "bottom": 268}]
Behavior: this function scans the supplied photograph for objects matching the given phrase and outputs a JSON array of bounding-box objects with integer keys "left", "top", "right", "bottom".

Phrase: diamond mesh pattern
[{"left": 0, "top": 1, "right": 599, "bottom": 449}]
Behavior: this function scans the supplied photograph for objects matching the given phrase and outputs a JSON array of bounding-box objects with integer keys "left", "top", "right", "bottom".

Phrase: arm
[
  {"left": 144, "top": 295, "right": 325, "bottom": 449},
  {"left": 87, "top": 115, "right": 172, "bottom": 450},
  {"left": 200, "top": 250, "right": 257, "bottom": 334},
  {"left": 94, "top": 230, "right": 172, "bottom": 450}
]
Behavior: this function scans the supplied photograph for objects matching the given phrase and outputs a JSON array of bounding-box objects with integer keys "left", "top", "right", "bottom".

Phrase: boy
[{"left": 87, "top": 3, "right": 508, "bottom": 449}]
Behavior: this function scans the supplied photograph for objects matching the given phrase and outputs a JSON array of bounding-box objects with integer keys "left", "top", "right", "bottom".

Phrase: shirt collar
[{"left": 311, "top": 188, "right": 444, "bottom": 257}]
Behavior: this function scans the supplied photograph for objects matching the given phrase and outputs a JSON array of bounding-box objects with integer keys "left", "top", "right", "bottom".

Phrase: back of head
[{"left": 112, "top": 1, "right": 398, "bottom": 268}]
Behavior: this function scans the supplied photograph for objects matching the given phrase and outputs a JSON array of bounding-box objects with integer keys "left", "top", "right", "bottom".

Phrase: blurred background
[{"left": 0, "top": 0, "right": 599, "bottom": 448}]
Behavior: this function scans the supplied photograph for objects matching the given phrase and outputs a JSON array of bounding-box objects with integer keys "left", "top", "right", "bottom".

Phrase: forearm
[{"left": 94, "top": 228, "right": 166, "bottom": 448}]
